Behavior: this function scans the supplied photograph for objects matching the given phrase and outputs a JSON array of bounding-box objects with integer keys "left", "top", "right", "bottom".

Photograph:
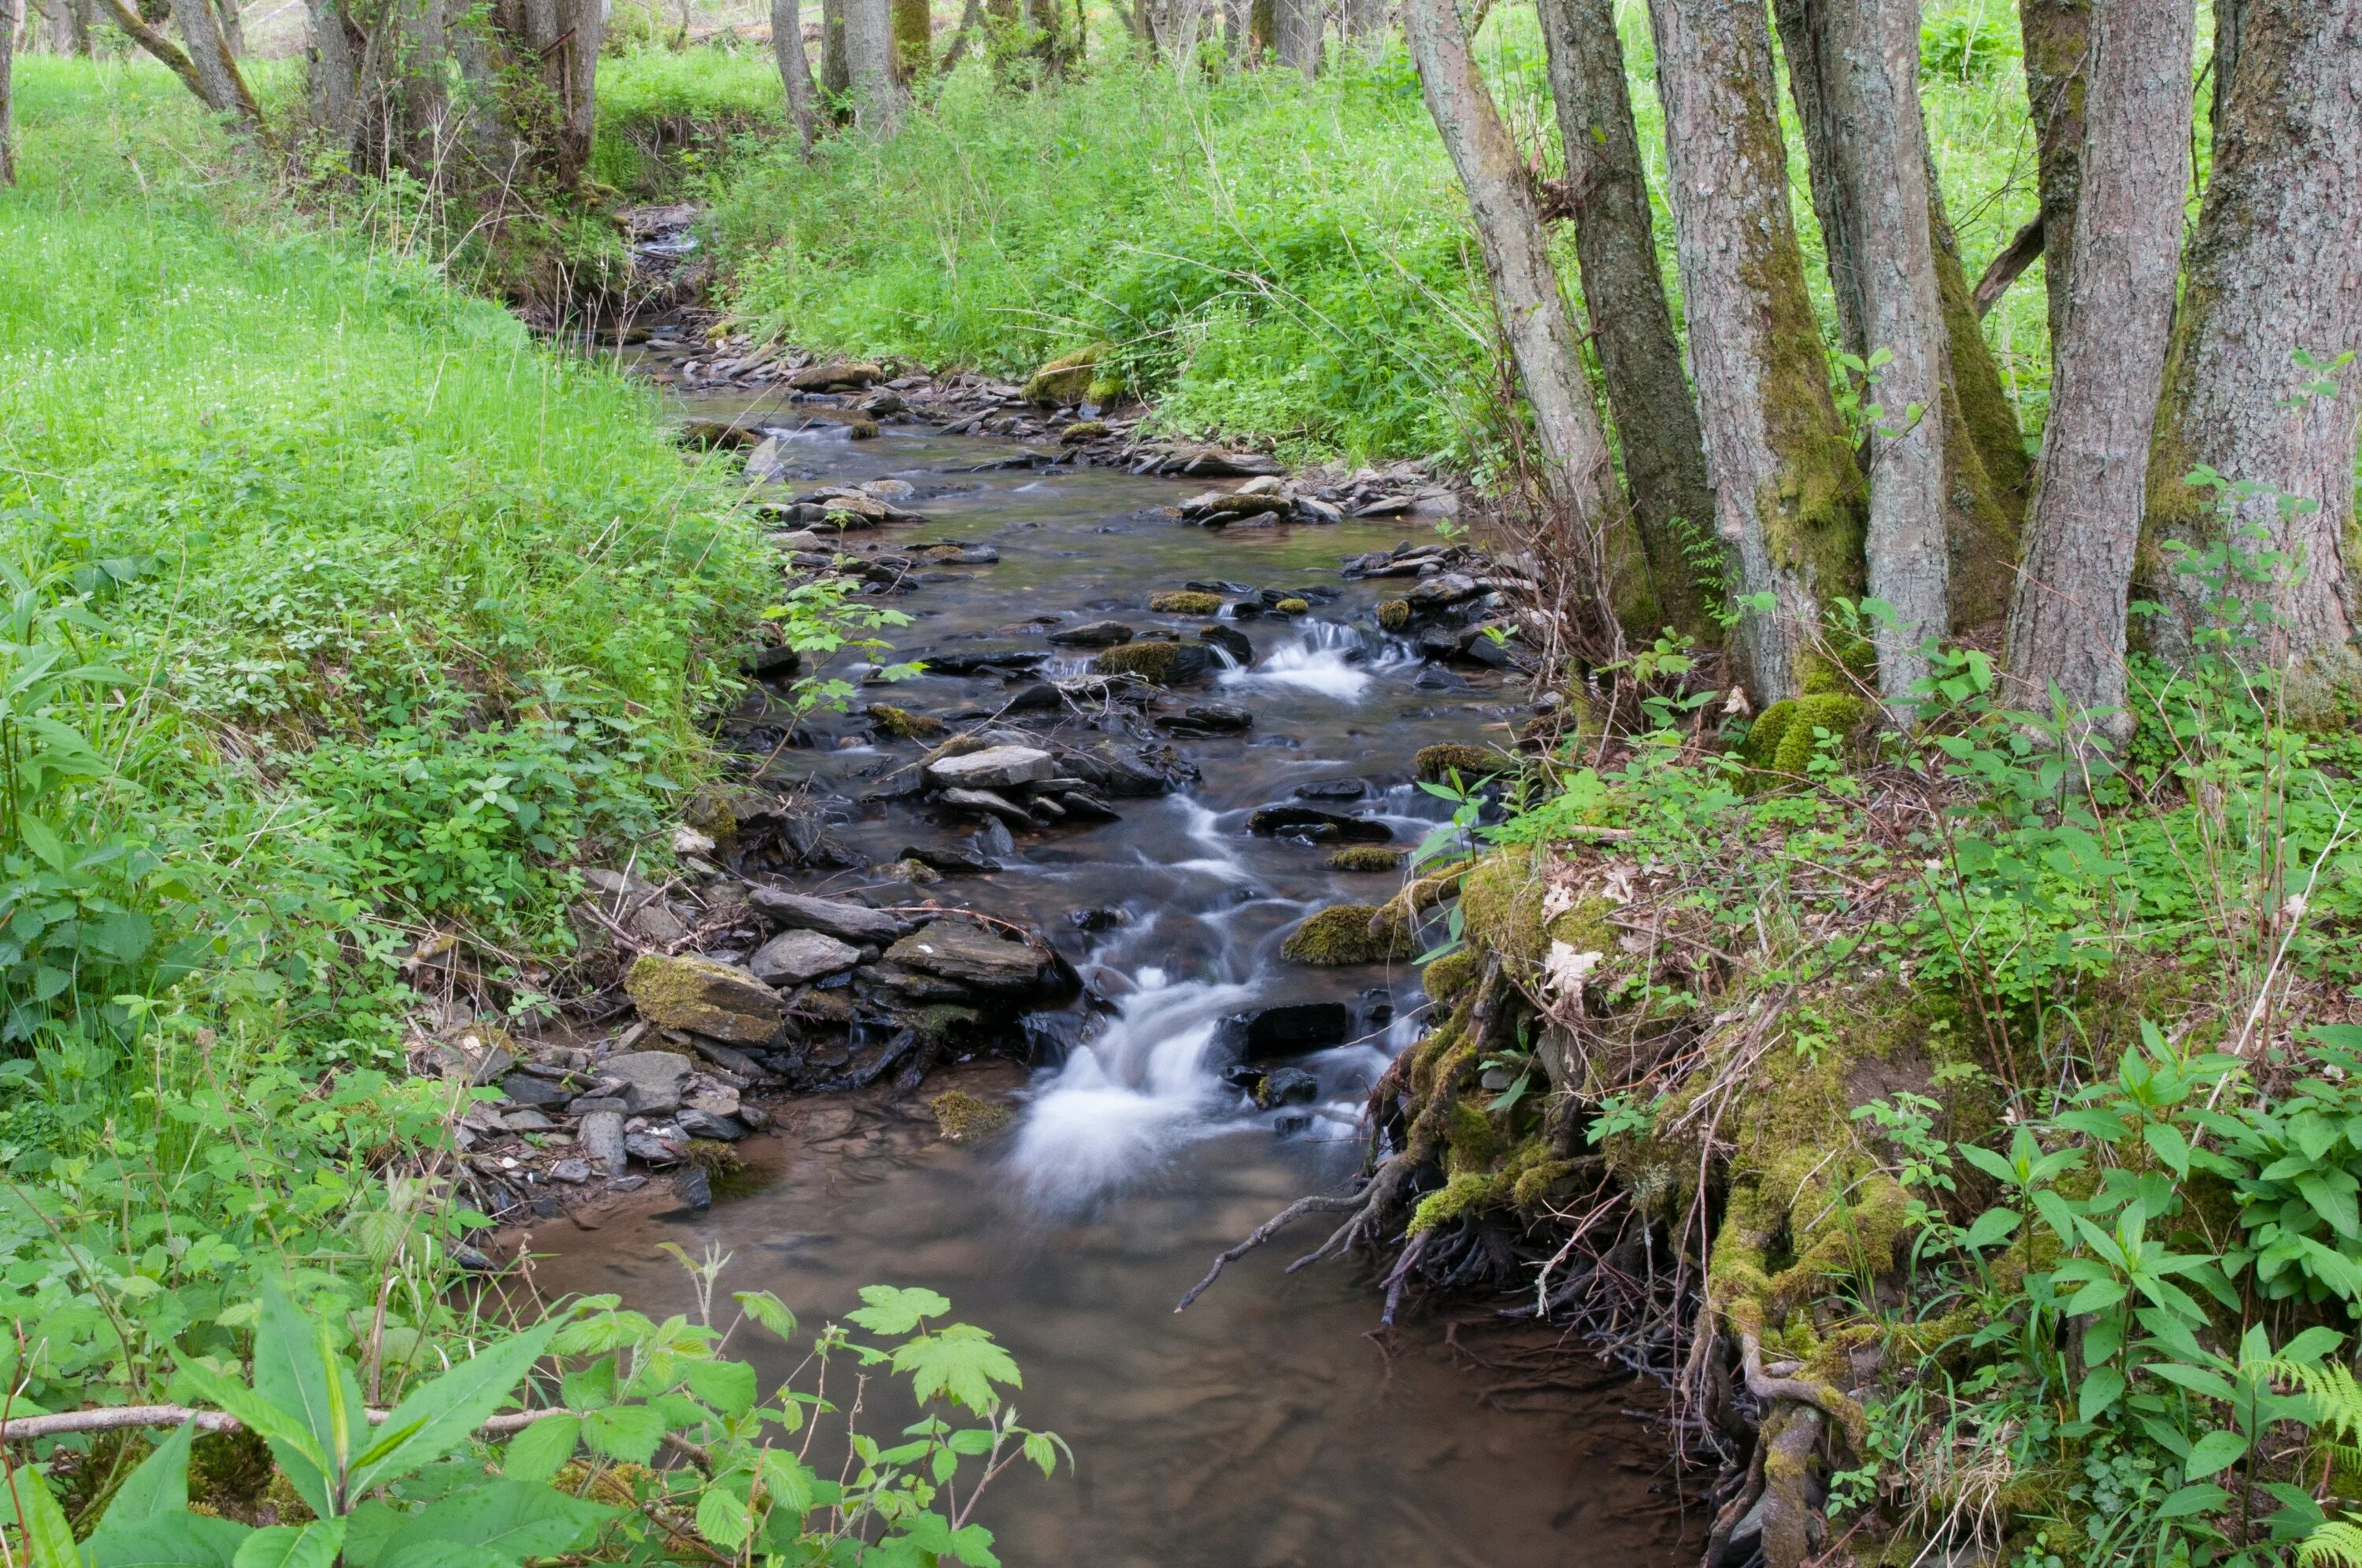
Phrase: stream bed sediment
[{"left": 524, "top": 368, "right": 1699, "bottom": 1562}]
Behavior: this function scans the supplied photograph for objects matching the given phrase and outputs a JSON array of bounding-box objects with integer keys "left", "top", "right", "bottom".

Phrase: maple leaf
[
  {"left": 892, "top": 1325, "right": 1021, "bottom": 1414},
  {"left": 846, "top": 1285, "right": 953, "bottom": 1336}
]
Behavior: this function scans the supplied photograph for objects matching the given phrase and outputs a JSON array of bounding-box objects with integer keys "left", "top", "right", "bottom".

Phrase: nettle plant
[{"left": 7, "top": 1277, "right": 1064, "bottom": 1568}]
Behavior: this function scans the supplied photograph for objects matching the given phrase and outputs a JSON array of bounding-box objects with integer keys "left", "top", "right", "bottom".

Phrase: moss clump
[
  {"left": 1423, "top": 946, "right": 1479, "bottom": 1001},
  {"left": 867, "top": 703, "right": 945, "bottom": 739},
  {"left": 1376, "top": 599, "right": 1411, "bottom": 631},
  {"left": 1148, "top": 590, "right": 1225, "bottom": 616},
  {"left": 1022, "top": 344, "right": 1107, "bottom": 405},
  {"left": 1327, "top": 845, "right": 1405, "bottom": 873},
  {"left": 846, "top": 419, "right": 882, "bottom": 440},
  {"left": 1273, "top": 597, "right": 1309, "bottom": 615},
  {"left": 1093, "top": 641, "right": 1209, "bottom": 684},
  {"left": 1413, "top": 742, "right": 1495, "bottom": 782},
  {"left": 681, "top": 1140, "right": 745, "bottom": 1175},
  {"left": 1746, "top": 693, "right": 1868, "bottom": 775},
  {"left": 930, "top": 1089, "right": 1014, "bottom": 1142},
  {"left": 1279, "top": 904, "right": 1414, "bottom": 965},
  {"left": 1060, "top": 420, "right": 1109, "bottom": 442}
]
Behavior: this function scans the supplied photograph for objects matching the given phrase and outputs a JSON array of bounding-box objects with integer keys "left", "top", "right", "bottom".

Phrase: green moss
[
  {"left": 1746, "top": 693, "right": 1868, "bottom": 775},
  {"left": 1408, "top": 1170, "right": 1496, "bottom": 1233},
  {"left": 1413, "top": 742, "right": 1495, "bottom": 782},
  {"left": 1273, "top": 597, "right": 1309, "bottom": 615},
  {"left": 1422, "top": 947, "right": 1477, "bottom": 1001},
  {"left": 867, "top": 703, "right": 945, "bottom": 739},
  {"left": 1093, "top": 641, "right": 1206, "bottom": 683},
  {"left": 1022, "top": 344, "right": 1108, "bottom": 405},
  {"left": 1327, "top": 845, "right": 1405, "bottom": 873},
  {"left": 930, "top": 1089, "right": 1014, "bottom": 1142},
  {"left": 1279, "top": 903, "right": 1414, "bottom": 965},
  {"left": 681, "top": 1139, "right": 744, "bottom": 1175},
  {"left": 1148, "top": 590, "right": 1225, "bottom": 616},
  {"left": 1444, "top": 1100, "right": 1501, "bottom": 1173},
  {"left": 1377, "top": 598, "right": 1411, "bottom": 631}
]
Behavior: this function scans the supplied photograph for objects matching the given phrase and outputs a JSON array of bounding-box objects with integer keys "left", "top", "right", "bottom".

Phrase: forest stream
[{"left": 528, "top": 376, "right": 1700, "bottom": 1564}]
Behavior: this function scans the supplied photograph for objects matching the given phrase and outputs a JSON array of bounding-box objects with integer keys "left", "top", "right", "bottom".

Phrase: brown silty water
[{"left": 533, "top": 381, "right": 1701, "bottom": 1564}]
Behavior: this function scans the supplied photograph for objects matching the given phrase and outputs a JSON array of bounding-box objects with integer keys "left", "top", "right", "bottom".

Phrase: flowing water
[{"left": 535, "top": 390, "right": 1698, "bottom": 1563}]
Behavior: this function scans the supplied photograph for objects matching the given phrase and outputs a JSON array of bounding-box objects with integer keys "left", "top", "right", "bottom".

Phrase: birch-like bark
[
  {"left": 1405, "top": 0, "right": 1623, "bottom": 644},
  {"left": 2004, "top": 0, "right": 2193, "bottom": 735},
  {"left": 1536, "top": 0, "right": 1715, "bottom": 639},
  {"left": 841, "top": 0, "right": 901, "bottom": 131},
  {"left": 2142, "top": 0, "right": 2362, "bottom": 694},
  {"left": 1775, "top": 0, "right": 1948, "bottom": 709},
  {"left": 2019, "top": 0, "right": 2088, "bottom": 355},
  {"left": 1649, "top": 0, "right": 1864, "bottom": 702},
  {"left": 772, "top": 0, "right": 819, "bottom": 145}
]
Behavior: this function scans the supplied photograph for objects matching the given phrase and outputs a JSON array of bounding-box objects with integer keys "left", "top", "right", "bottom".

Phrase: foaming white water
[
  {"left": 1222, "top": 621, "right": 1397, "bottom": 701},
  {"left": 1010, "top": 966, "right": 1256, "bottom": 1209}
]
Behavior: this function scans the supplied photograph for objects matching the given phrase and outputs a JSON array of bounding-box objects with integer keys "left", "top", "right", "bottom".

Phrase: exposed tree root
[{"left": 1172, "top": 1192, "right": 1368, "bottom": 1311}]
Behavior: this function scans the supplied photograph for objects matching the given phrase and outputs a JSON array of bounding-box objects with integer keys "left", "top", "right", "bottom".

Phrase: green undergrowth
[{"left": 592, "top": 44, "right": 787, "bottom": 197}]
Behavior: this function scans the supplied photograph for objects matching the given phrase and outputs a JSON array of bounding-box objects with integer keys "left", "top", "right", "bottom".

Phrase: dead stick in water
[{"left": 1173, "top": 1193, "right": 1367, "bottom": 1311}]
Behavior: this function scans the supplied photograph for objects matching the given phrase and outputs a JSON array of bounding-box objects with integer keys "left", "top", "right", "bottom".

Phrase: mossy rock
[
  {"left": 1377, "top": 599, "right": 1411, "bottom": 631},
  {"left": 1060, "top": 420, "right": 1109, "bottom": 442},
  {"left": 1746, "top": 693, "right": 1868, "bottom": 776},
  {"left": 1413, "top": 743, "right": 1496, "bottom": 783},
  {"left": 1273, "top": 597, "right": 1309, "bottom": 615},
  {"left": 1422, "top": 946, "right": 1479, "bottom": 1001},
  {"left": 681, "top": 1139, "right": 745, "bottom": 1175},
  {"left": 1795, "top": 635, "right": 1875, "bottom": 696},
  {"left": 1093, "top": 641, "right": 1216, "bottom": 684},
  {"left": 1279, "top": 904, "right": 1414, "bottom": 965},
  {"left": 1328, "top": 845, "right": 1405, "bottom": 873},
  {"left": 867, "top": 703, "right": 945, "bottom": 739},
  {"left": 930, "top": 1089, "right": 1013, "bottom": 1142},
  {"left": 846, "top": 419, "right": 881, "bottom": 440},
  {"left": 1022, "top": 344, "right": 1109, "bottom": 405},
  {"left": 1148, "top": 590, "right": 1225, "bottom": 616}
]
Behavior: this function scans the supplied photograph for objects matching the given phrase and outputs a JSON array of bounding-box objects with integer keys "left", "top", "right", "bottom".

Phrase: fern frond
[
  {"left": 2281, "top": 1359, "right": 2362, "bottom": 1440},
  {"left": 2299, "top": 1519, "right": 2362, "bottom": 1568}
]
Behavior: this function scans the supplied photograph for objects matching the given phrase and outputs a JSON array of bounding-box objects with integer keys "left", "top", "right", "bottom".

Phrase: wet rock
[
  {"left": 1218, "top": 1001, "right": 1353, "bottom": 1061},
  {"left": 1328, "top": 845, "right": 1405, "bottom": 873},
  {"left": 1051, "top": 790, "right": 1120, "bottom": 822},
  {"left": 868, "top": 704, "right": 946, "bottom": 739},
  {"left": 678, "top": 1108, "right": 751, "bottom": 1141},
  {"left": 919, "top": 646, "right": 1053, "bottom": 675},
  {"left": 976, "top": 818, "right": 1018, "bottom": 859},
  {"left": 624, "top": 954, "right": 786, "bottom": 1046},
  {"left": 1246, "top": 804, "right": 1393, "bottom": 842},
  {"left": 883, "top": 919, "right": 1049, "bottom": 993},
  {"left": 1149, "top": 590, "right": 1225, "bottom": 616},
  {"left": 1068, "top": 741, "right": 1175, "bottom": 797},
  {"left": 602, "top": 1049, "right": 697, "bottom": 1115},
  {"left": 738, "top": 1101, "right": 772, "bottom": 1131},
  {"left": 1068, "top": 906, "right": 1127, "bottom": 933},
  {"left": 1405, "top": 571, "right": 1481, "bottom": 609},
  {"left": 579, "top": 1111, "right": 628, "bottom": 1171},
  {"left": 1094, "top": 642, "right": 1217, "bottom": 685},
  {"left": 672, "top": 1166, "right": 713, "bottom": 1209},
  {"left": 1198, "top": 623, "right": 1253, "bottom": 662},
  {"left": 789, "top": 360, "right": 884, "bottom": 391},
  {"left": 1257, "top": 1067, "right": 1320, "bottom": 1108},
  {"left": 424, "top": 1030, "right": 516, "bottom": 1085},
  {"left": 742, "top": 643, "right": 804, "bottom": 681},
  {"left": 1159, "top": 701, "right": 1253, "bottom": 734},
  {"left": 503, "top": 1108, "right": 558, "bottom": 1133},
  {"left": 1003, "top": 681, "right": 1064, "bottom": 712},
  {"left": 499, "top": 1074, "right": 574, "bottom": 1108},
  {"left": 927, "top": 745, "right": 1057, "bottom": 790},
  {"left": 899, "top": 842, "right": 999, "bottom": 874},
  {"left": 1280, "top": 904, "right": 1416, "bottom": 965},
  {"left": 1294, "top": 778, "right": 1368, "bottom": 801},
  {"left": 1048, "top": 619, "right": 1135, "bottom": 647},
  {"left": 1412, "top": 666, "right": 1471, "bottom": 692},
  {"left": 750, "top": 926, "right": 862, "bottom": 986},
  {"left": 1358, "top": 988, "right": 1397, "bottom": 1033},
  {"left": 1413, "top": 743, "right": 1496, "bottom": 782},
  {"left": 551, "top": 1159, "right": 593, "bottom": 1184},
  {"left": 569, "top": 1096, "right": 628, "bottom": 1116},
  {"left": 931, "top": 1089, "right": 1016, "bottom": 1141},
  {"left": 625, "top": 1132, "right": 683, "bottom": 1165},
  {"left": 607, "top": 1174, "right": 649, "bottom": 1193},
  {"left": 1019, "top": 1010, "right": 1086, "bottom": 1065},
  {"left": 940, "top": 786, "right": 1033, "bottom": 827},
  {"left": 749, "top": 888, "right": 911, "bottom": 945}
]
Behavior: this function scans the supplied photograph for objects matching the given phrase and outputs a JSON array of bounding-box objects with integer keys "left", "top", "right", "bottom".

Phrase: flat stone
[
  {"left": 882, "top": 920, "right": 1046, "bottom": 993},
  {"left": 940, "top": 786, "right": 1033, "bottom": 827},
  {"left": 568, "top": 1096, "right": 628, "bottom": 1116},
  {"left": 747, "top": 888, "right": 910, "bottom": 945},
  {"left": 1405, "top": 571, "right": 1480, "bottom": 609},
  {"left": 898, "top": 842, "right": 999, "bottom": 874},
  {"left": 1218, "top": 1002, "right": 1353, "bottom": 1061},
  {"left": 679, "top": 1109, "right": 751, "bottom": 1141},
  {"left": 502, "top": 1109, "right": 557, "bottom": 1133},
  {"left": 927, "top": 745, "right": 1057, "bottom": 790},
  {"left": 624, "top": 953, "right": 784, "bottom": 1046},
  {"left": 499, "top": 1073, "right": 574, "bottom": 1108},
  {"left": 672, "top": 1167, "right": 713, "bottom": 1209},
  {"left": 1047, "top": 619, "right": 1135, "bottom": 647},
  {"left": 578, "top": 1111, "right": 627, "bottom": 1171},
  {"left": 1257, "top": 1067, "right": 1320, "bottom": 1107},
  {"left": 602, "top": 1050, "right": 696, "bottom": 1115},
  {"left": 750, "top": 927, "right": 862, "bottom": 986},
  {"left": 624, "top": 1132, "right": 683, "bottom": 1166},
  {"left": 1246, "top": 804, "right": 1394, "bottom": 843},
  {"left": 550, "top": 1159, "right": 593, "bottom": 1184}
]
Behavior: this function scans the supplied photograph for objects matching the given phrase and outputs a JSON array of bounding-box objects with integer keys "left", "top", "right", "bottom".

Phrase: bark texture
[
  {"left": 1405, "top": 0, "right": 1623, "bottom": 631},
  {"left": 1275, "top": 0, "right": 1317, "bottom": 74},
  {"left": 772, "top": 0, "right": 819, "bottom": 146},
  {"left": 841, "top": 0, "right": 902, "bottom": 131},
  {"left": 1536, "top": 0, "right": 1715, "bottom": 639},
  {"left": 1649, "top": 0, "right": 1864, "bottom": 702},
  {"left": 2141, "top": 0, "right": 2362, "bottom": 693},
  {"left": 1774, "top": 0, "right": 1948, "bottom": 706},
  {"left": 476, "top": 0, "right": 604, "bottom": 187},
  {"left": 821, "top": 0, "right": 849, "bottom": 96},
  {"left": 890, "top": 0, "right": 928, "bottom": 79},
  {"left": 102, "top": 0, "right": 260, "bottom": 123},
  {"left": 2003, "top": 0, "right": 2193, "bottom": 733},
  {"left": 1928, "top": 170, "right": 2031, "bottom": 626},
  {"left": 2018, "top": 0, "right": 2088, "bottom": 353},
  {"left": 0, "top": 0, "right": 13, "bottom": 190}
]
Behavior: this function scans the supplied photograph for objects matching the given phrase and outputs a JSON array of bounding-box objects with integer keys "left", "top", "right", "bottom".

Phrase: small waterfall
[{"left": 1220, "top": 619, "right": 1415, "bottom": 702}]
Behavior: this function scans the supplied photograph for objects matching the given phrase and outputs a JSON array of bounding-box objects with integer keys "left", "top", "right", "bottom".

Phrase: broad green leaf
[
  {"left": 19, "top": 1465, "right": 87, "bottom": 1568},
  {"left": 1957, "top": 1144, "right": 2017, "bottom": 1185},
  {"left": 758, "top": 1451, "right": 814, "bottom": 1515},
  {"left": 374, "top": 1543, "right": 507, "bottom": 1568},
  {"left": 2144, "top": 1361, "right": 2237, "bottom": 1403},
  {"left": 169, "top": 1360, "right": 331, "bottom": 1515},
  {"left": 2298, "top": 1173, "right": 2361, "bottom": 1239},
  {"left": 683, "top": 1359, "right": 757, "bottom": 1418},
  {"left": 247, "top": 1279, "right": 365, "bottom": 1514},
  {"left": 2282, "top": 1326, "right": 2345, "bottom": 1367},
  {"left": 374, "top": 1481, "right": 610, "bottom": 1568},
  {"left": 231, "top": 1518, "right": 345, "bottom": 1568},
  {"left": 558, "top": 1356, "right": 615, "bottom": 1411},
  {"left": 1961, "top": 1207, "right": 2020, "bottom": 1250},
  {"left": 348, "top": 1319, "right": 557, "bottom": 1495},
  {"left": 2143, "top": 1121, "right": 2191, "bottom": 1178},
  {"left": 2184, "top": 1429, "right": 2249, "bottom": 1480},
  {"left": 893, "top": 1325, "right": 1020, "bottom": 1414},
  {"left": 732, "top": 1291, "right": 797, "bottom": 1344},
  {"left": 2153, "top": 1482, "right": 2228, "bottom": 1519},
  {"left": 2064, "top": 1278, "right": 2127, "bottom": 1317},
  {"left": 340, "top": 1501, "right": 403, "bottom": 1568},
  {"left": 500, "top": 1415, "right": 580, "bottom": 1485},
  {"left": 694, "top": 1488, "right": 750, "bottom": 1550},
  {"left": 846, "top": 1285, "right": 953, "bottom": 1337},
  {"left": 102, "top": 1419, "right": 198, "bottom": 1529},
  {"left": 582, "top": 1404, "right": 668, "bottom": 1463},
  {"left": 2079, "top": 1366, "right": 2125, "bottom": 1423},
  {"left": 86, "top": 1514, "right": 252, "bottom": 1568}
]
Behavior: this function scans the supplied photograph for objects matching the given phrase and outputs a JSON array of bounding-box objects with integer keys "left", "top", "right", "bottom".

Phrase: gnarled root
[{"left": 1172, "top": 1192, "right": 1368, "bottom": 1311}]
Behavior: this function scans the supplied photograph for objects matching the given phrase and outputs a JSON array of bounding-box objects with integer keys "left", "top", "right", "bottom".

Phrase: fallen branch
[{"left": 1173, "top": 1193, "right": 1367, "bottom": 1311}]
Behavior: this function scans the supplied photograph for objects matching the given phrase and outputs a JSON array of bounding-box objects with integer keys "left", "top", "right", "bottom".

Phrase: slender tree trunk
[
  {"left": 102, "top": 0, "right": 261, "bottom": 122},
  {"left": 1649, "top": 0, "right": 1864, "bottom": 703},
  {"left": 213, "top": 0, "right": 241, "bottom": 53},
  {"left": 772, "top": 0, "right": 819, "bottom": 144},
  {"left": 821, "top": 0, "right": 850, "bottom": 95},
  {"left": 472, "top": 0, "right": 604, "bottom": 187},
  {"left": 1405, "top": 0, "right": 1624, "bottom": 649},
  {"left": 2141, "top": 0, "right": 2362, "bottom": 694},
  {"left": 939, "top": 0, "right": 982, "bottom": 69},
  {"left": 2004, "top": 0, "right": 2194, "bottom": 735},
  {"left": 1, "top": 0, "right": 16, "bottom": 190},
  {"left": 1536, "top": 0, "right": 1713, "bottom": 641},
  {"left": 62, "top": 0, "right": 93, "bottom": 54},
  {"left": 842, "top": 0, "right": 901, "bottom": 131},
  {"left": 1774, "top": 0, "right": 1949, "bottom": 707},
  {"left": 890, "top": 0, "right": 927, "bottom": 80},
  {"left": 1929, "top": 168, "right": 2032, "bottom": 626},
  {"left": 2019, "top": 0, "right": 2088, "bottom": 356},
  {"left": 304, "top": 0, "right": 361, "bottom": 149},
  {"left": 1275, "top": 0, "right": 1316, "bottom": 73},
  {"left": 2209, "top": 0, "right": 2245, "bottom": 133}
]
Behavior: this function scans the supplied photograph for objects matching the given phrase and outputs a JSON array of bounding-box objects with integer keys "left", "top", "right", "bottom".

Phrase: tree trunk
[
  {"left": 1929, "top": 169, "right": 2031, "bottom": 627},
  {"left": 213, "top": 0, "right": 241, "bottom": 53},
  {"left": 2019, "top": 0, "right": 2088, "bottom": 355},
  {"left": 1773, "top": 0, "right": 1951, "bottom": 707},
  {"left": 2141, "top": 0, "right": 2362, "bottom": 694},
  {"left": 102, "top": 0, "right": 261, "bottom": 122},
  {"left": 939, "top": 0, "right": 982, "bottom": 69},
  {"left": 472, "top": 0, "right": 604, "bottom": 187},
  {"left": 1536, "top": 0, "right": 1714, "bottom": 642},
  {"left": 1649, "top": 0, "right": 1864, "bottom": 702},
  {"left": 772, "top": 0, "right": 819, "bottom": 144},
  {"left": 1246, "top": 0, "right": 1271, "bottom": 57},
  {"left": 842, "top": 0, "right": 901, "bottom": 131},
  {"left": 2210, "top": 0, "right": 2245, "bottom": 133},
  {"left": 890, "top": 0, "right": 927, "bottom": 80},
  {"left": 1, "top": 0, "right": 15, "bottom": 190},
  {"left": 1275, "top": 0, "right": 1316, "bottom": 73},
  {"left": 304, "top": 0, "right": 361, "bottom": 149},
  {"left": 2004, "top": 0, "right": 2193, "bottom": 735},
  {"left": 821, "top": 0, "right": 849, "bottom": 95},
  {"left": 1405, "top": 0, "right": 1624, "bottom": 649}
]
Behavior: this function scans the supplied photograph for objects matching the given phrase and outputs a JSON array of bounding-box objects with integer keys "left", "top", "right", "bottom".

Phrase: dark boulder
[
  {"left": 1217, "top": 1001, "right": 1353, "bottom": 1061},
  {"left": 1246, "top": 804, "right": 1393, "bottom": 843}
]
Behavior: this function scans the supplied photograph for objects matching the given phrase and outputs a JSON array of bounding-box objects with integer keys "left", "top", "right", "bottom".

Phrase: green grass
[
  {"left": 679, "top": 0, "right": 2080, "bottom": 464},
  {"left": 594, "top": 43, "right": 788, "bottom": 194}
]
